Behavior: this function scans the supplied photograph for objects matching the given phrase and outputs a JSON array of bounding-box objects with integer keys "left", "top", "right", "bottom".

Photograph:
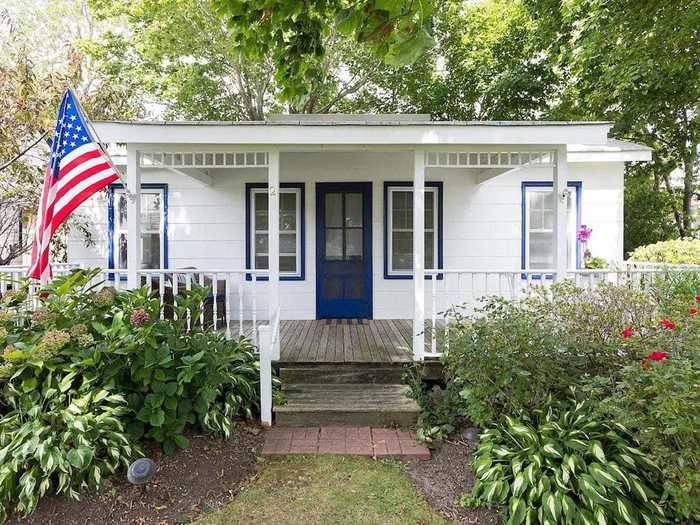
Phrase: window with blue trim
[
  {"left": 522, "top": 182, "right": 580, "bottom": 270},
  {"left": 246, "top": 183, "right": 305, "bottom": 280},
  {"left": 108, "top": 185, "right": 168, "bottom": 270},
  {"left": 384, "top": 182, "right": 443, "bottom": 277}
]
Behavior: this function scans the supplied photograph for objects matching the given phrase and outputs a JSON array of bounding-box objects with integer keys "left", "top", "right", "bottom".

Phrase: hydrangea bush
[{"left": 0, "top": 269, "right": 269, "bottom": 521}]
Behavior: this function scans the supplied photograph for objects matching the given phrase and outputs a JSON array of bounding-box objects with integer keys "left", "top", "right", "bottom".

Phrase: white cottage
[{"left": 62, "top": 114, "right": 651, "bottom": 425}]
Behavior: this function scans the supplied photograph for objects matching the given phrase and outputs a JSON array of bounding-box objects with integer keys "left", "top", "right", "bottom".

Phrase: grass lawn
[{"left": 197, "top": 455, "right": 450, "bottom": 525}]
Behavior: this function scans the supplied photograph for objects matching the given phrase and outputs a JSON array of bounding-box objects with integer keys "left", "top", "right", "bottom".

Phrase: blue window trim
[
  {"left": 245, "top": 182, "right": 306, "bottom": 281},
  {"left": 521, "top": 181, "right": 582, "bottom": 279},
  {"left": 108, "top": 183, "right": 169, "bottom": 280},
  {"left": 383, "top": 181, "right": 444, "bottom": 280}
]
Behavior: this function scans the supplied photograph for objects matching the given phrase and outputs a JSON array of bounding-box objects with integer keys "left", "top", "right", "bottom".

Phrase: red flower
[
  {"left": 695, "top": 295, "right": 700, "bottom": 303},
  {"left": 621, "top": 327, "right": 634, "bottom": 338},
  {"left": 690, "top": 307, "right": 699, "bottom": 316},
  {"left": 647, "top": 351, "right": 668, "bottom": 362},
  {"left": 660, "top": 319, "right": 676, "bottom": 330}
]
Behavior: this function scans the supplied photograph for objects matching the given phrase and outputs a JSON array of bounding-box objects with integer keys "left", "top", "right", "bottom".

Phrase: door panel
[{"left": 316, "top": 183, "right": 372, "bottom": 319}]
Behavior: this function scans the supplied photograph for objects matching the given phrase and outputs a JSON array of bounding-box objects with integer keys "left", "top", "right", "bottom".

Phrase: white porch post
[
  {"left": 126, "top": 146, "right": 141, "bottom": 289},
  {"left": 267, "top": 150, "right": 281, "bottom": 360},
  {"left": 553, "top": 145, "right": 568, "bottom": 281},
  {"left": 413, "top": 150, "right": 425, "bottom": 361}
]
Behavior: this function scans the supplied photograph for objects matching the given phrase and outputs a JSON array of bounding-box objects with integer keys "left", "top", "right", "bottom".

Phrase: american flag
[{"left": 28, "top": 89, "right": 120, "bottom": 281}]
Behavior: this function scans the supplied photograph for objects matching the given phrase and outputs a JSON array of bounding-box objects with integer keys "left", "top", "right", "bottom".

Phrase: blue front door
[{"left": 316, "top": 182, "right": 372, "bottom": 319}]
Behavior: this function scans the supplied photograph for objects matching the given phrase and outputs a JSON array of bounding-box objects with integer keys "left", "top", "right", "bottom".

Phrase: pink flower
[
  {"left": 129, "top": 308, "right": 150, "bottom": 327},
  {"left": 576, "top": 225, "right": 593, "bottom": 243},
  {"left": 660, "top": 319, "right": 676, "bottom": 330},
  {"left": 690, "top": 307, "right": 699, "bottom": 316},
  {"left": 621, "top": 327, "right": 634, "bottom": 338}
]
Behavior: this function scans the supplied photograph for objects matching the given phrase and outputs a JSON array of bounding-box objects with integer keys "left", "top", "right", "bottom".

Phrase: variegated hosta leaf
[
  {"left": 590, "top": 440, "right": 606, "bottom": 463},
  {"left": 506, "top": 497, "right": 527, "bottom": 525},
  {"left": 512, "top": 472, "right": 528, "bottom": 498}
]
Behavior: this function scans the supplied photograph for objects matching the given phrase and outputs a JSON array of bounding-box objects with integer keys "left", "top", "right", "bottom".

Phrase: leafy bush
[
  {"left": 586, "top": 354, "right": 700, "bottom": 520},
  {"left": 463, "top": 398, "right": 669, "bottom": 525},
  {"left": 629, "top": 238, "right": 700, "bottom": 265},
  {"left": 0, "top": 269, "right": 267, "bottom": 520}
]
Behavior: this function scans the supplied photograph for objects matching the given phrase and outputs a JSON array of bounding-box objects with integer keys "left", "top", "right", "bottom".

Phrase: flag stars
[
  {"left": 70, "top": 115, "right": 77, "bottom": 121},
  {"left": 70, "top": 141, "right": 77, "bottom": 147}
]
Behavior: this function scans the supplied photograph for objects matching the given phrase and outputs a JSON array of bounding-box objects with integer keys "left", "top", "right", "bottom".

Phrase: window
[
  {"left": 108, "top": 185, "right": 168, "bottom": 271},
  {"left": 522, "top": 182, "right": 580, "bottom": 271},
  {"left": 384, "top": 182, "right": 443, "bottom": 278},
  {"left": 246, "top": 183, "right": 305, "bottom": 280}
]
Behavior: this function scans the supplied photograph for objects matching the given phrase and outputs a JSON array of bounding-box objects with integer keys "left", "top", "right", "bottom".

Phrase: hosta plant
[
  {"left": 0, "top": 383, "right": 136, "bottom": 522},
  {"left": 462, "top": 398, "right": 669, "bottom": 525}
]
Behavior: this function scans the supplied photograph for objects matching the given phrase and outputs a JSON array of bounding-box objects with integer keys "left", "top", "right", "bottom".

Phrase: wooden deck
[{"left": 277, "top": 319, "right": 418, "bottom": 363}]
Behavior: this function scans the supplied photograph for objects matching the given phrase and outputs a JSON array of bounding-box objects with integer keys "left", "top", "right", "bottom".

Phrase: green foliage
[
  {"left": 583, "top": 256, "right": 607, "bottom": 270},
  {"left": 587, "top": 357, "right": 700, "bottom": 520},
  {"left": 463, "top": 398, "right": 669, "bottom": 525},
  {"left": 211, "top": 0, "right": 434, "bottom": 102},
  {"left": 0, "top": 268, "right": 268, "bottom": 520},
  {"left": 629, "top": 239, "right": 700, "bottom": 265}
]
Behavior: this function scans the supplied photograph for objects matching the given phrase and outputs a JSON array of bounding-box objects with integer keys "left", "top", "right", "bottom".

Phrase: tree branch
[{"left": 0, "top": 130, "right": 49, "bottom": 172}]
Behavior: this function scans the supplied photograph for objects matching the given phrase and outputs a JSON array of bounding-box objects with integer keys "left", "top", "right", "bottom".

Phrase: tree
[
  {"left": 0, "top": 0, "right": 143, "bottom": 264},
  {"left": 542, "top": 0, "right": 700, "bottom": 238},
  {"left": 211, "top": 0, "right": 435, "bottom": 103}
]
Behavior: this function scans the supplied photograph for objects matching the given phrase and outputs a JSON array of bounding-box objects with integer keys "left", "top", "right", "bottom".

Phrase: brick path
[{"left": 262, "top": 426, "right": 430, "bottom": 460}]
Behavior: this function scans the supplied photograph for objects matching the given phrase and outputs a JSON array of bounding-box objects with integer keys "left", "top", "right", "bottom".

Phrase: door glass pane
[
  {"left": 325, "top": 229, "right": 343, "bottom": 260},
  {"left": 424, "top": 192, "right": 434, "bottom": 229},
  {"left": 325, "top": 193, "right": 342, "bottom": 227},
  {"left": 345, "top": 229, "right": 363, "bottom": 259},
  {"left": 117, "top": 194, "right": 128, "bottom": 228},
  {"left": 345, "top": 193, "right": 363, "bottom": 227},
  {"left": 255, "top": 255, "right": 268, "bottom": 269},
  {"left": 255, "top": 233, "right": 268, "bottom": 254}
]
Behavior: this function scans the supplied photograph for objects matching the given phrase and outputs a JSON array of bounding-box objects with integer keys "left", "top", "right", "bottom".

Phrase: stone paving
[{"left": 261, "top": 426, "right": 430, "bottom": 460}]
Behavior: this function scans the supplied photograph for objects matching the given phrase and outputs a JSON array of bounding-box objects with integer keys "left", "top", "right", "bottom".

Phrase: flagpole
[{"left": 66, "top": 84, "right": 134, "bottom": 199}]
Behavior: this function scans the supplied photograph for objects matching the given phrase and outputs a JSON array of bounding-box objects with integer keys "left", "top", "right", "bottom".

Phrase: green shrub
[
  {"left": 629, "top": 238, "right": 700, "bottom": 265},
  {"left": 586, "top": 356, "right": 700, "bottom": 521},
  {"left": 0, "top": 269, "right": 269, "bottom": 520},
  {"left": 462, "top": 398, "right": 669, "bottom": 525}
]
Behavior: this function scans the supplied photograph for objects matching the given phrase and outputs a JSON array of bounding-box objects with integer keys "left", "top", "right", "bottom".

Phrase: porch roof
[{"left": 93, "top": 114, "right": 615, "bottom": 148}]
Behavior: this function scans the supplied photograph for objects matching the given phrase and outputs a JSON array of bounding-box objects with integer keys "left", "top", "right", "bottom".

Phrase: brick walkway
[{"left": 262, "top": 426, "right": 430, "bottom": 460}]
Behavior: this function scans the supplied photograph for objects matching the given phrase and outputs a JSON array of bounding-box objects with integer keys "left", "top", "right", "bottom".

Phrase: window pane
[
  {"left": 280, "top": 192, "right": 295, "bottom": 212},
  {"left": 345, "top": 193, "right": 363, "bottom": 227},
  {"left": 425, "top": 232, "right": 434, "bottom": 269},
  {"left": 280, "top": 211, "right": 296, "bottom": 232},
  {"left": 346, "top": 229, "right": 362, "bottom": 258},
  {"left": 254, "top": 193, "right": 268, "bottom": 231},
  {"left": 325, "top": 229, "right": 343, "bottom": 260},
  {"left": 142, "top": 193, "right": 161, "bottom": 231},
  {"left": 529, "top": 232, "right": 553, "bottom": 269},
  {"left": 117, "top": 194, "right": 128, "bottom": 228},
  {"left": 255, "top": 233, "right": 268, "bottom": 254},
  {"left": 118, "top": 233, "right": 127, "bottom": 269},
  {"left": 280, "top": 232, "right": 296, "bottom": 254},
  {"left": 280, "top": 256, "right": 296, "bottom": 273},
  {"left": 325, "top": 193, "right": 343, "bottom": 227},
  {"left": 255, "top": 255, "right": 268, "bottom": 269},
  {"left": 392, "top": 191, "right": 412, "bottom": 229},
  {"left": 392, "top": 231, "right": 412, "bottom": 270},
  {"left": 141, "top": 233, "right": 160, "bottom": 269},
  {"left": 425, "top": 193, "right": 434, "bottom": 229}
]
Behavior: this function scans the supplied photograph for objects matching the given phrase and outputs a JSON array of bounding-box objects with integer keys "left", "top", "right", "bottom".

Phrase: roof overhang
[{"left": 92, "top": 120, "right": 612, "bottom": 147}]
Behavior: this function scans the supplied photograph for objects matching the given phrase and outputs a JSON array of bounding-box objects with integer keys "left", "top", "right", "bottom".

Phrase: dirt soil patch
[
  {"left": 407, "top": 438, "right": 501, "bottom": 525},
  {"left": 9, "top": 424, "right": 265, "bottom": 525}
]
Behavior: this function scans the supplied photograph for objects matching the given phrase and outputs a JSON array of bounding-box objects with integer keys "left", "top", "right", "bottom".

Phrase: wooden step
[
  {"left": 274, "top": 383, "right": 419, "bottom": 427},
  {"left": 278, "top": 364, "right": 410, "bottom": 384}
]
